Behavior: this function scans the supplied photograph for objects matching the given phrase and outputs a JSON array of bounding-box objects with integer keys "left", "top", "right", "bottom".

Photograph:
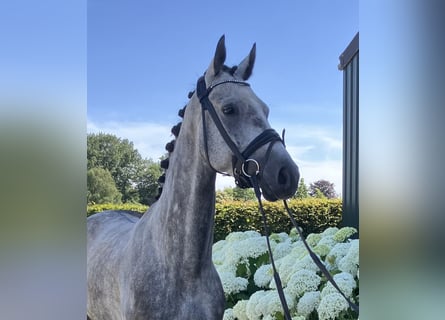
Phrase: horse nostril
[{"left": 278, "top": 167, "right": 288, "bottom": 185}]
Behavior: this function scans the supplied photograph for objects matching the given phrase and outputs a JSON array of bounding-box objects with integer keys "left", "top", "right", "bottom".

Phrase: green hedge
[
  {"left": 87, "top": 203, "right": 148, "bottom": 217},
  {"left": 213, "top": 198, "right": 342, "bottom": 241},
  {"left": 87, "top": 198, "right": 342, "bottom": 241}
]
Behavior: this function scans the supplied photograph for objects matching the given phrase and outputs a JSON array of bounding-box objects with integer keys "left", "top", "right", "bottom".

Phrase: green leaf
[{"left": 236, "top": 262, "right": 248, "bottom": 278}]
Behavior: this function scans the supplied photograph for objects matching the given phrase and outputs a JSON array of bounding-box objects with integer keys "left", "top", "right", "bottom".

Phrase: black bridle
[
  {"left": 196, "top": 75, "right": 359, "bottom": 318},
  {"left": 196, "top": 75, "right": 283, "bottom": 188}
]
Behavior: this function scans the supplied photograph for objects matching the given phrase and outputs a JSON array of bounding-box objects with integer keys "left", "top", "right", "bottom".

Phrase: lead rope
[
  {"left": 282, "top": 200, "right": 359, "bottom": 313},
  {"left": 250, "top": 174, "right": 359, "bottom": 316},
  {"left": 250, "top": 175, "right": 292, "bottom": 320}
]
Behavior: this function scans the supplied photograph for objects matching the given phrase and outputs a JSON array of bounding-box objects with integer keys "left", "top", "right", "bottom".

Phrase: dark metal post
[{"left": 338, "top": 33, "right": 359, "bottom": 234}]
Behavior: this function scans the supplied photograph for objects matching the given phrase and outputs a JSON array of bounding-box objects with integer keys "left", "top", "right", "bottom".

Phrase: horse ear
[
  {"left": 235, "top": 43, "right": 256, "bottom": 80},
  {"left": 206, "top": 35, "right": 226, "bottom": 83}
]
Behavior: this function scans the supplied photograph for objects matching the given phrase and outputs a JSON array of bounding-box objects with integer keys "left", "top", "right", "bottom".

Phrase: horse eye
[{"left": 222, "top": 105, "right": 236, "bottom": 115}]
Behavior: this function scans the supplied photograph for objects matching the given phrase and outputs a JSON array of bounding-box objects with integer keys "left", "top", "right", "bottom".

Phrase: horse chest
[{"left": 122, "top": 266, "right": 225, "bottom": 320}]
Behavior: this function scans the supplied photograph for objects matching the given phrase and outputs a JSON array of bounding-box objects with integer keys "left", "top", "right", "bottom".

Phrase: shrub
[
  {"left": 214, "top": 198, "right": 342, "bottom": 242},
  {"left": 213, "top": 228, "right": 359, "bottom": 320},
  {"left": 87, "top": 203, "right": 148, "bottom": 217},
  {"left": 87, "top": 198, "right": 343, "bottom": 241},
  {"left": 87, "top": 167, "right": 122, "bottom": 204}
]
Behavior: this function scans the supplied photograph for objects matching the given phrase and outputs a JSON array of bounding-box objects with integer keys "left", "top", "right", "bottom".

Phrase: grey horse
[{"left": 87, "top": 36, "right": 299, "bottom": 320}]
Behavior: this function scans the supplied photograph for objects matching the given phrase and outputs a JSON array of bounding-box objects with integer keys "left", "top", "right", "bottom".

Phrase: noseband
[{"left": 196, "top": 75, "right": 283, "bottom": 188}]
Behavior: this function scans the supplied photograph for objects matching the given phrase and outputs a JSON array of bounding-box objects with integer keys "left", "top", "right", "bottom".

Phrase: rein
[{"left": 196, "top": 75, "right": 359, "bottom": 318}]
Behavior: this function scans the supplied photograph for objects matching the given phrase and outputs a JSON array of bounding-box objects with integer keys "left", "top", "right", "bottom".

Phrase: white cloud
[
  {"left": 87, "top": 119, "right": 172, "bottom": 161},
  {"left": 276, "top": 123, "right": 343, "bottom": 195},
  {"left": 295, "top": 159, "right": 342, "bottom": 196}
]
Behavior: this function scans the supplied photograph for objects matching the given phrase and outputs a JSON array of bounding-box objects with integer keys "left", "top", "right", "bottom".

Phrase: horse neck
[{"left": 145, "top": 110, "right": 217, "bottom": 274}]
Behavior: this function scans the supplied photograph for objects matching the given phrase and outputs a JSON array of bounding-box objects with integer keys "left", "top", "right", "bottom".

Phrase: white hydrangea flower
[
  {"left": 273, "top": 239, "right": 293, "bottom": 259},
  {"left": 306, "top": 233, "right": 323, "bottom": 247},
  {"left": 313, "top": 244, "right": 331, "bottom": 257},
  {"left": 273, "top": 246, "right": 303, "bottom": 283},
  {"left": 236, "top": 237, "right": 269, "bottom": 260},
  {"left": 320, "top": 272, "right": 356, "bottom": 298},
  {"left": 273, "top": 253, "right": 297, "bottom": 287},
  {"left": 285, "top": 269, "right": 321, "bottom": 300},
  {"left": 264, "top": 290, "right": 284, "bottom": 315},
  {"left": 270, "top": 232, "right": 289, "bottom": 243},
  {"left": 226, "top": 230, "right": 261, "bottom": 242},
  {"left": 213, "top": 239, "right": 227, "bottom": 252},
  {"left": 322, "top": 227, "right": 339, "bottom": 237},
  {"left": 255, "top": 290, "right": 272, "bottom": 317},
  {"left": 217, "top": 236, "right": 267, "bottom": 268},
  {"left": 334, "top": 272, "right": 356, "bottom": 289},
  {"left": 289, "top": 227, "right": 302, "bottom": 241},
  {"left": 254, "top": 264, "right": 273, "bottom": 288},
  {"left": 317, "top": 235, "right": 337, "bottom": 251},
  {"left": 338, "top": 239, "right": 359, "bottom": 277},
  {"left": 293, "top": 254, "right": 322, "bottom": 273},
  {"left": 244, "top": 230, "right": 263, "bottom": 238},
  {"left": 246, "top": 290, "right": 267, "bottom": 320},
  {"left": 290, "top": 241, "right": 309, "bottom": 259},
  {"left": 314, "top": 234, "right": 339, "bottom": 264},
  {"left": 223, "top": 308, "right": 235, "bottom": 320},
  {"left": 214, "top": 261, "right": 236, "bottom": 274},
  {"left": 213, "top": 230, "right": 359, "bottom": 320},
  {"left": 218, "top": 271, "right": 248, "bottom": 297},
  {"left": 297, "top": 291, "right": 321, "bottom": 316},
  {"left": 213, "top": 239, "right": 231, "bottom": 265},
  {"left": 271, "top": 252, "right": 321, "bottom": 289},
  {"left": 325, "top": 242, "right": 351, "bottom": 269},
  {"left": 233, "top": 300, "right": 249, "bottom": 320},
  {"left": 222, "top": 244, "right": 244, "bottom": 266},
  {"left": 333, "top": 227, "right": 357, "bottom": 242},
  {"left": 212, "top": 249, "right": 227, "bottom": 266},
  {"left": 257, "top": 290, "right": 294, "bottom": 318},
  {"left": 317, "top": 293, "right": 349, "bottom": 320}
]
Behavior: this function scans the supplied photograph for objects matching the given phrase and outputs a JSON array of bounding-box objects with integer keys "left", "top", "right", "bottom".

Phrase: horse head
[{"left": 184, "top": 35, "right": 299, "bottom": 201}]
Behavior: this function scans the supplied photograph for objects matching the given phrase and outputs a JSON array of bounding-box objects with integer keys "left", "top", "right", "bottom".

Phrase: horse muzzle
[{"left": 257, "top": 144, "right": 299, "bottom": 201}]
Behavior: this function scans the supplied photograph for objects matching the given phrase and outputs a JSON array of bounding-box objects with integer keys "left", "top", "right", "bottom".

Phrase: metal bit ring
[{"left": 241, "top": 159, "right": 260, "bottom": 177}]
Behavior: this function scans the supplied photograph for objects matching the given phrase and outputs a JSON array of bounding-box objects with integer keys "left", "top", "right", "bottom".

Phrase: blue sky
[{"left": 87, "top": 0, "right": 358, "bottom": 193}]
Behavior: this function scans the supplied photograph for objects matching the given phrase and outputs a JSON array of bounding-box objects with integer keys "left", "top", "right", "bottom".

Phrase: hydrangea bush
[{"left": 212, "top": 227, "right": 359, "bottom": 320}]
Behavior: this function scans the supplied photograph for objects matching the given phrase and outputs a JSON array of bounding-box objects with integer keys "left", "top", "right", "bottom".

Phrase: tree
[
  {"left": 294, "top": 177, "right": 309, "bottom": 199},
  {"left": 87, "top": 167, "right": 122, "bottom": 204},
  {"left": 313, "top": 188, "right": 327, "bottom": 199},
  {"left": 137, "top": 159, "right": 163, "bottom": 205},
  {"left": 231, "top": 187, "right": 256, "bottom": 201},
  {"left": 308, "top": 179, "right": 337, "bottom": 199},
  {"left": 87, "top": 133, "right": 144, "bottom": 203},
  {"left": 216, "top": 187, "right": 256, "bottom": 202}
]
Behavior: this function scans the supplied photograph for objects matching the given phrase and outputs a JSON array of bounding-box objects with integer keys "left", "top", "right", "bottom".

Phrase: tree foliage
[
  {"left": 87, "top": 133, "right": 162, "bottom": 204},
  {"left": 87, "top": 167, "right": 122, "bottom": 204},
  {"left": 294, "top": 177, "right": 309, "bottom": 199},
  {"left": 216, "top": 187, "right": 257, "bottom": 202},
  {"left": 137, "top": 159, "right": 163, "bottom": 205},
  {"left": 308, "top": 179, "right": 337, "bottom": 199}
]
